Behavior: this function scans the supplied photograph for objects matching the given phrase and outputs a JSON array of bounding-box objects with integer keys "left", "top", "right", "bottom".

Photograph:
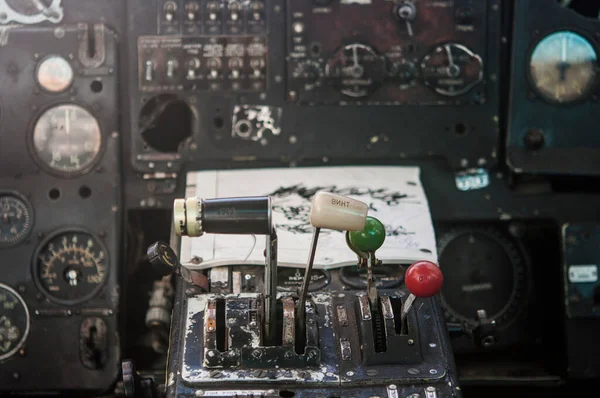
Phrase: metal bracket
[{"left": 455, "top": 168, "right": 489, "bottom": 191}]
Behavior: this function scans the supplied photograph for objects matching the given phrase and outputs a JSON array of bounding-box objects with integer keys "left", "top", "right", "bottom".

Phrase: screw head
[{"left": 524, "top": 128, "right": 545, "bottom": 151}]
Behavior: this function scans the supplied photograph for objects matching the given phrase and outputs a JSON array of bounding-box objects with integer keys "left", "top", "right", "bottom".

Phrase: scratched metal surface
[
  {"left": 166, "top": 265, "right": 461, "bottom": 397},
  {"left": 181, "top": 293, "right": 339, "bottom": 385}
]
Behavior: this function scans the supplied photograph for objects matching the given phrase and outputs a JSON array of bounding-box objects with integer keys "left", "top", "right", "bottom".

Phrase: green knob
[{"left": 348, "top": 216, "right": 386, "bottom": 253}]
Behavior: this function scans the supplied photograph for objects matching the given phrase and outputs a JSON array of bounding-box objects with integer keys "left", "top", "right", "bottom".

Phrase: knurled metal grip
[{"left": 173, "top": 197, "right": 203, "bottom": 237}]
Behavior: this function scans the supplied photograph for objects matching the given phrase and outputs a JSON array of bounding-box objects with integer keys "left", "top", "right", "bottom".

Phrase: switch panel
[{"left": 138, "top": 36, "right": 267, "bottom": 93}]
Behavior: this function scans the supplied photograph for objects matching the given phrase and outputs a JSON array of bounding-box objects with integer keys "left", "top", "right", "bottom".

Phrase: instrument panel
[
  {"left": 0, "top": 0, "right": 600, "bottom": 396},
  {"left": 0, "top": 20, "right": 122, "bottom": 393},
  {"left": 127, "top": 0, "right": 502, "bottom": 179},
  {"left": 286, "top": 0, "right": 486, "bottom": 104},
  {"left": 508, "top": 0, "right": 600, "bottom": 175}
]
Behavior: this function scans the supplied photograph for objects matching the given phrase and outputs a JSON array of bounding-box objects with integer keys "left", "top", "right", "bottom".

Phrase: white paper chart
[{"left": 179, "top": 166, "right": 438, "bottom": 269}]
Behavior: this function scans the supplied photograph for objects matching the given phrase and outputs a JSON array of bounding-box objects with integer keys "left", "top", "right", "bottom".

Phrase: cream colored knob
[{"left": 309, "top": 191, "right": 368, "bottom": 231}]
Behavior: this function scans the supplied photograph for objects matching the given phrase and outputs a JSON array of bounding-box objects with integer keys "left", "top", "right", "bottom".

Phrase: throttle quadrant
[{"left": 144, "top": 192, "right": 460, "bottom": 398}]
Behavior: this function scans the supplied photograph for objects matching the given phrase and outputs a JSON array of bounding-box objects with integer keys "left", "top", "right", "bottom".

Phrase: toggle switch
[
  {"left": 394, "top": 1, "right": 417, "bottom": 36},
  {"left": 145, "top": 60, "right": 154, "bottom": 82},
  {"left": 164, "top": 1, "right": 177, "bottom": 22},
  {"left": 166, "top": 59, "right": 178, "bottom": 79}
]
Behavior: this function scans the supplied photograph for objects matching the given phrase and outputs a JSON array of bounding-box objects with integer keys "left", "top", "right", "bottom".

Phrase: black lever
[{"left": 147, "top": 241, "right": 208, "bottom": 290}]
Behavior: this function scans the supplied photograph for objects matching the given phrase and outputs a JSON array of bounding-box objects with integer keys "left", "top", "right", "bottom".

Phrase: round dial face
[
  {"left": 32, "top": 105, "right": 102, "bottom": 176},
  {"left": 0, "top": 284, "right": 30, "bottom": 361},
  {"left": 437, "top": 228, "right": 528, "bottom": 328},
  {"left": 529, "top": 31, "right": 598, "bottom": 104},
  {"left": 325, "top": 43, "right": 389, "bottom": 98},
  {"left": 421, "top": 43, "right": 483, "bottom": 96},
  {"left": 35, "top": 231, "right": 108, "bottom": 304},
  {"left": 36, "top": 55, "right": 74, "bottom": 93},
  {"left": 0, "top": 193, "right": 33, "bottom": 248}
]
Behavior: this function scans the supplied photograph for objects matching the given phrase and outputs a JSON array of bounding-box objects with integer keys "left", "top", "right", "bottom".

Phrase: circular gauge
[
  {"left": 325, "top": 43, "right": 389, "bottom": 97},
  {"left": 277, "top": 267, "right": 329, "bottom": 292},
  {"left": 31, "top": 104, "right": 102, "bottom": 176},
  {"left": 36, "top": 55, "right": 74, "bottom": 93},
  {"left": 437, "top": 227, "right": 529, "bottom": 328},
  {"left": 34, "top": 229, "right": 108, "bottom": 305},
  {"left": 421, "top": 43, "right": 483, "bottom": 96},
  {"left": 0, "top": 192, "right": 34, "bottom": 248},
  {"left": 340, "top": 264, "right": 405, "bottom": 289},
  {"left": 529, "top": 31, "right": 598, "bottom": 104},
  {"left": 0, "top": 283, "right": 30, "bottom": 361}
]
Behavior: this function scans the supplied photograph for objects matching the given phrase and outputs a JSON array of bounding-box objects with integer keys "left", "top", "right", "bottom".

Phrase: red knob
[{"left": 405, "top": 261, "right": 443, "bottom": 298}]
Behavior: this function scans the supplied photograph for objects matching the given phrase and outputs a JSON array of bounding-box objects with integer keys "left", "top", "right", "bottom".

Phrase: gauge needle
[
  {"left": 445, "top": 45, "right": 455, "bottom": 67},
  {"left": 558, "top": 34, "right": 570, "bottom": 82},
  {"left": 352, "top": 45, "right": 359, "bottom": 67},
  {"left": 445, "top": 44, "right": 460, "bottom": 78},
  {"left": 65, "top": 108, "right": 70, "bottom": 135}
]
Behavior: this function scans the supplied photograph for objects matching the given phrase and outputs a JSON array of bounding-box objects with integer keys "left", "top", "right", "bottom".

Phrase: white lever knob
[{"left": 309, "top": 191, "right": 368, "bottom": 231}]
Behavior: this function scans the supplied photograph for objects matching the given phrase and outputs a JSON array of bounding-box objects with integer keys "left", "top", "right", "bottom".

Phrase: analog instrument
[
  {"left": 437, "top": 227, "right": 528, "bottom": 328},
  {"left": 0, "top": 283, "right": 30, "bottom": 361},
  {"left": 0, "top": 192, "right": 33, "bottom": 248},
  {"left": 31, "top": 104, "right": 102, "bottom": 176},
  {"left": 325, "top": 43, "right": 389, "bottom": 98},
  {"left": 529, "top": 31, "right": 598, "bottom": 104},
  {"left": 34, "top": 230, "right": 108, "bottom": 305},
  {"left": 421, "top": 43, "right": 483, "bottom": 96},
  {"left": 36, "top": 55, "right": 74, "bottom": 93}
]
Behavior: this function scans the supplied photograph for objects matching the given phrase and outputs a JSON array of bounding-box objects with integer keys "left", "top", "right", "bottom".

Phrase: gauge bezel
[
  {"left": 0, "top": 283, "right": 31, "bottom": 361},
  {"left": 27, "top": 103, "right": 105, "bottom": 178},
  {"left": 420, "top": 42, "right": 484, "bottom": 97},
  {"left": 437, "top": 227, "right": 531, "bottom": 330},
  {"left": 0, "top": 190, "right": 34, "bottom": 249},
  {"left": 32, "top": 227, "right": 110, "bottom": 306},
  {"left": 526, "top": 28, "right": 600, "bottom": 106},
  {"left": 34, "top": 54, "right": 75, "bottom": 94}
]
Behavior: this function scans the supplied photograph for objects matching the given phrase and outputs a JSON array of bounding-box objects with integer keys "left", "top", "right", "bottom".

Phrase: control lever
[
  {"left": 346, "top": 216, "right": 387, "bottom": 310},
  {"left": 394, "top": 1, "right": 417, "bottom": 36},
  {"left": 401, "top": 261, "right": 443, "bottom": 334},
  {"left": 169, "top": 196, "right": 278, "bottom": 344},
  {"left": 147, "top": 241, "right": 208, "bottom": 290},
  {"left": 298, "top": 192, "right": 368, "bottom": 342}
]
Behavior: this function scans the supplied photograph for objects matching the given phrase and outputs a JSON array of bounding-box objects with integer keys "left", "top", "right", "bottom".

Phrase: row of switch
[
  {"left": 163, "top": 1, "right": 264, "bottom": 23},
  {"left": 144, "top": 57, "right": 266, "bottom": 81}
]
